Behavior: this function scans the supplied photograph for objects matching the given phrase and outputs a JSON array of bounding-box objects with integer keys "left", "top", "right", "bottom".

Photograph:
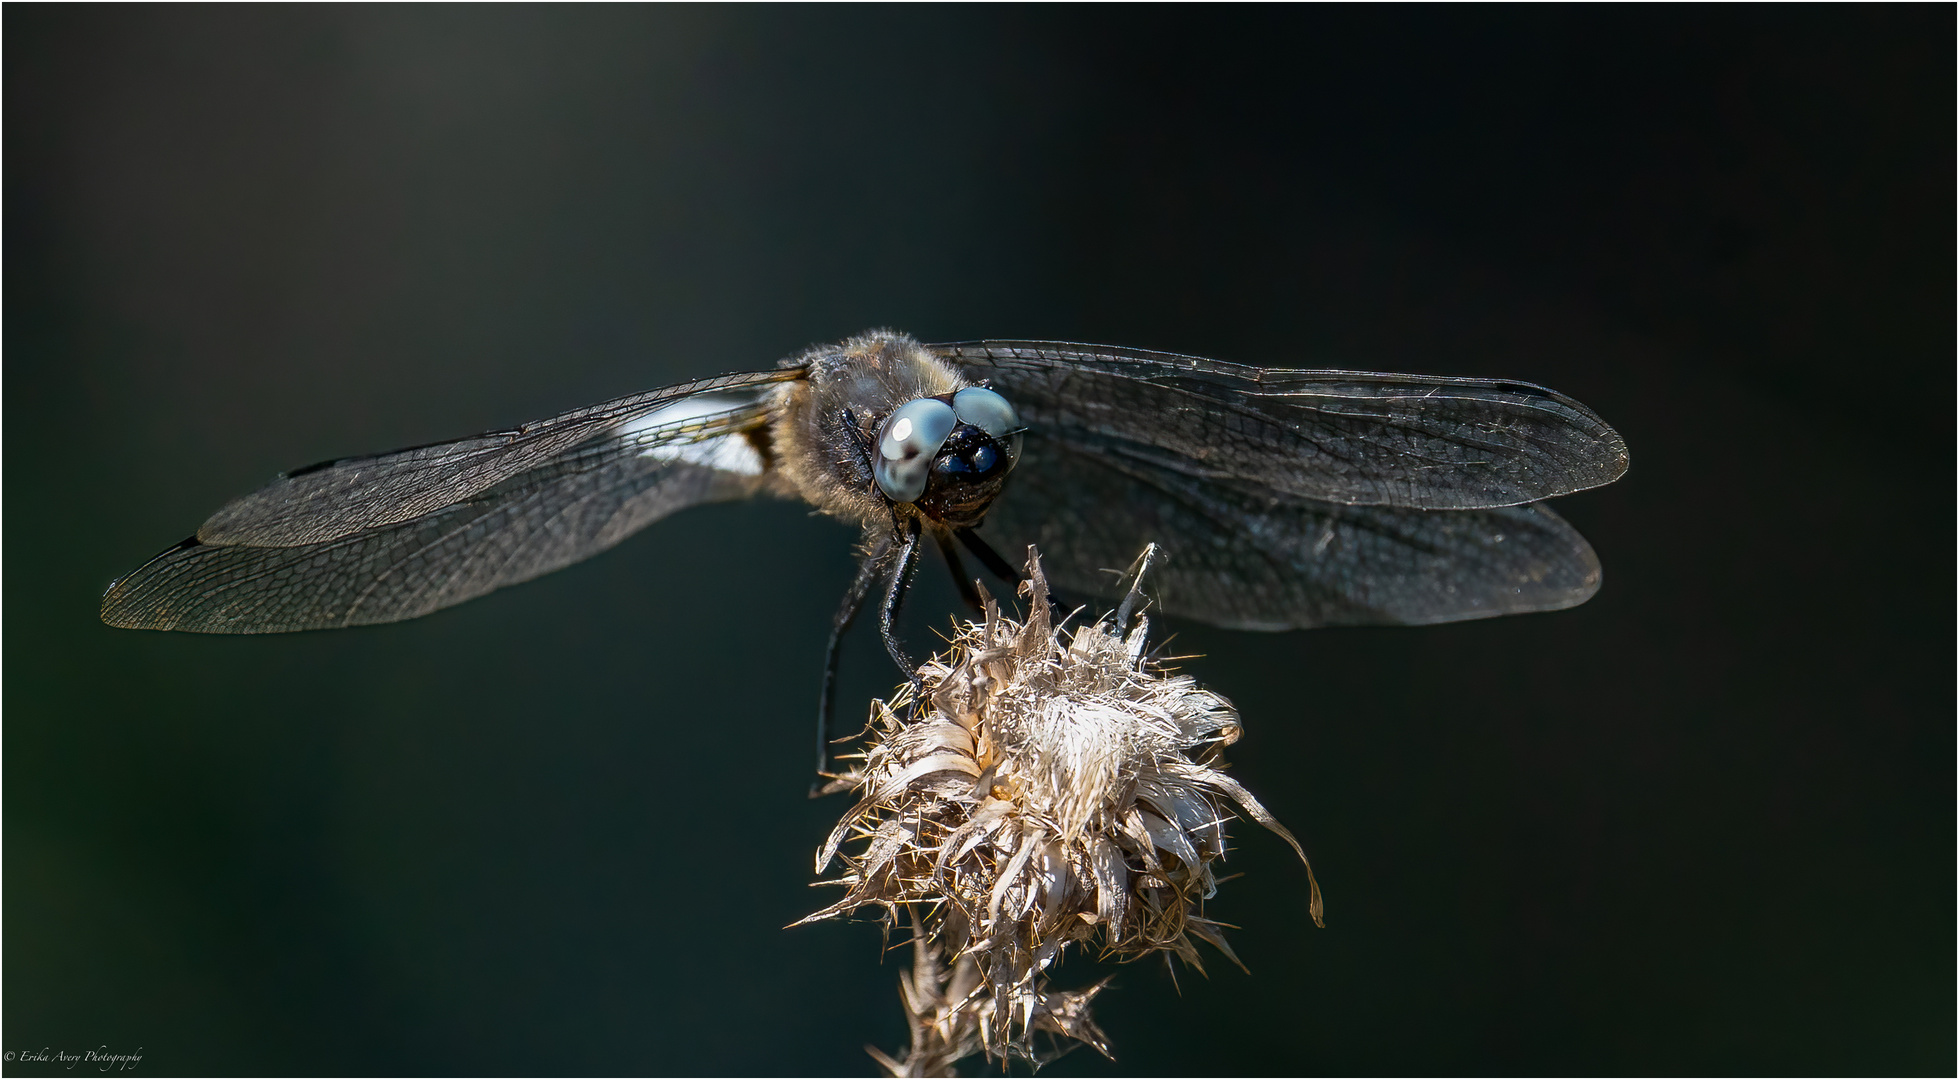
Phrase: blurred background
[{"left": 6, "top": 7, "right": 1951, "bottom": 1075}]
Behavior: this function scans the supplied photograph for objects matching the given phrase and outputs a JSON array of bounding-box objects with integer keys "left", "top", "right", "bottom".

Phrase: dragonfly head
[{"left": 874, "top": 386, "right": 1023, "bottom": 527}]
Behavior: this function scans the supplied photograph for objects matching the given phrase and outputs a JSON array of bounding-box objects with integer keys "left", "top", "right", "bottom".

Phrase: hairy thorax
[{"left": 766, "top": 330, "right": 969, "bottom": 528}]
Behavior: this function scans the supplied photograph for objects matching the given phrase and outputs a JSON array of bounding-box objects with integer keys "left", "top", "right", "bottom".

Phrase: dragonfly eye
[
  {"left": 953, "top": 386, "right": 1023, "bottom": 467},
  {"left": 930, "top": 437, "right": 999, "bottom": 481},
  {"left": 952, "top": 387, "right": 1017, "bottom": 437},
  {"left": 874, "top": 398, "right": 958, "bottom": 503}
]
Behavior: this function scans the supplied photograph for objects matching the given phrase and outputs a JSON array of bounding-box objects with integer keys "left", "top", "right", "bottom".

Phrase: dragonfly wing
[
  {"left": 101, "top": 400, "right": 776, "bottom": 633},
  {"left": 974, "top": 432, "right": 1601, "bottom": 631},
  {"left": 938, "top": 341, "right": 1626, "bottom": 511},
  {"left": 196, "top": 367, "right": 803, "bottom": 547}
]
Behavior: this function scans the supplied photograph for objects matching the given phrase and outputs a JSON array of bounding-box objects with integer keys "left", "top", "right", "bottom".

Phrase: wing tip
[
  {"left": 98, "top": 598, "right": 144, "bottom": 630},
  {"left": 1526, "top": 524, "right": 1605, "bottom": 615},
  {"left": 1542, "top": 423, "right": 1629, "bottom": 502},
  {"left": 1587, "top": 423, "right": 1632, "bottom": 488},
  {"left": 100, "top": 536, "right": 205, "bottom": 631}
]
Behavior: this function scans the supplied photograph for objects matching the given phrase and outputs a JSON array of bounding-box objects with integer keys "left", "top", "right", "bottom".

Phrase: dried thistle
[{"left": 797, "top": 545, "right": 1323, "bottom": 1074}]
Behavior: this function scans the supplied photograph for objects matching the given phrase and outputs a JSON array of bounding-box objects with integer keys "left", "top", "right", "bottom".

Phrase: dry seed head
[{"left": 799, "top": 546, "right": 1323, "bottom": 1070}]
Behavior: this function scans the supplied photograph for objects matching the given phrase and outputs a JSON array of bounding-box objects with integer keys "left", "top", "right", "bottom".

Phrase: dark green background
[{"left": 7, "top": 6, "right": 1952, "bottom": 1075}]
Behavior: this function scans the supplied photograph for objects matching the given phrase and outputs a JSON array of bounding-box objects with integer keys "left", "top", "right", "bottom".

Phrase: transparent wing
[
  {"left": 937, "top": 341, "right": 1627, "bottom": 511},
  {"left": 101, "top": 397, "right": 778, "bottom": 633},
  {"left": 974, "top": 433, "right": 1601, "bottom": 631},
  {"left": 196, "top": 367, "right": 804, "bottom": 547}
]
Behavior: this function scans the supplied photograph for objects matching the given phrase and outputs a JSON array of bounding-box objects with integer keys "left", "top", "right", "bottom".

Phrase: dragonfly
[{"left": 101, "top": 330, "right": 1628, "bottom": 774}]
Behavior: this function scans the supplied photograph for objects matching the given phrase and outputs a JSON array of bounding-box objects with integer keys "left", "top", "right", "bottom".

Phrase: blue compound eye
[
  {"left": 953, "top": 386, "right": 1023, "bottom": 466},
  {"left": 874, "top": 398, "right": 958, "bottom": 503},
  {"left": 930, "top": 439, "right": 998, "bottom": 480},
  {"left": 953, "top": 387, "right": 1018, "bottom": 438}
]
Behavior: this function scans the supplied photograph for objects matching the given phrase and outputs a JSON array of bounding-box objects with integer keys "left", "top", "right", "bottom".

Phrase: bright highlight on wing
[{"left": 621, "top": 395, "right": 769, "bottom": 476}]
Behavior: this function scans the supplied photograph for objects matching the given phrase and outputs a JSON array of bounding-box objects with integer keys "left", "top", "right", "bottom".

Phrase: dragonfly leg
[
  {"left": 957, "top": 527, "right": 1071, "bottom": 614},
  {"left": 955, "top": 527, "right": 1023, "bottom": 584},
  {"left": 813, "top": 532, "right": 890, "bottom": 793},
  {"left": 879, "top": 519, "right": 923, "bottom": 676},
  {"left": 933, "top": 529, "right": 985, "bottom": 613}
]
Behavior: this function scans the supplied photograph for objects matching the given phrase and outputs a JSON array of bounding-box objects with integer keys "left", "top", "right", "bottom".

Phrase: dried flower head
[{"left": 798, "top": 546, "right": 1323, "bottom": 1073}]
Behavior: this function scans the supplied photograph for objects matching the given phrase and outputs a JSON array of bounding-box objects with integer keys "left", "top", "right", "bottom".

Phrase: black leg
[
  {"left": 813, "top": 533, "right": 890, "bottom": 790},
  {"left": 879, "top": 519, "right": 923, "bottom": 675},
  {"left": 839, "top": 407, "right": 878, "bottom": 485},
  {"left": 957, "top": 527, "right": 1072, "bottom": 613},
  {"left": 933, "top": 530, "right": 985, "bottom": 614},
  {"left": 955, "top": 527, "right": 1023, "bottom": 584}
]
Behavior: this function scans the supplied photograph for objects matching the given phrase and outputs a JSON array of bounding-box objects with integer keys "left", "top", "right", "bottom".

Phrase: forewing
[
  {"left": 101, "top": 401, "right": 775, "bottom": 633},
  {"left": 197, "top": 367, "right": 803, "bottom": 546},
  {"left": 937, "top": 341, "right": 1626, "bottom": 511},
  {"left": 974, "top": 434, "right": 1601, "bottom": 631}
]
